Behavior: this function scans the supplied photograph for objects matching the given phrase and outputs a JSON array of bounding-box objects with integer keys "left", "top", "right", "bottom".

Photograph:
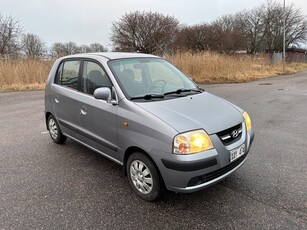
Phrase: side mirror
[
  {"left": 93, "top": 87, "right": 118, "bottom": 105},
  {"left": 93, "top": 87, "right": 111, "bottom": 101}
]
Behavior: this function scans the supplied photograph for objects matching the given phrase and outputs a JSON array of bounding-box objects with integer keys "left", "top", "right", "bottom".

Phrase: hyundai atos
[{"left": 45, "top": 52, "right": 254, "bottom": 201}]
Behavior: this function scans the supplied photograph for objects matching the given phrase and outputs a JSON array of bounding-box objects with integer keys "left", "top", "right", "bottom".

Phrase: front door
[{"left": 76, "top": 60, "right": 119, "bottom": 162}]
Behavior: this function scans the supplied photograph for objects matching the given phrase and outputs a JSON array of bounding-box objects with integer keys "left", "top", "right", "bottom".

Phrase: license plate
[{"left": 230, "top": 144, "right": 245, "bottom": 162}]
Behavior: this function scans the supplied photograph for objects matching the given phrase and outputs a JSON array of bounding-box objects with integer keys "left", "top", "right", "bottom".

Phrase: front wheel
[
  {"left": 127, "top": 152, "right": 162, "bottom": 202},
  {"left": 47, "top": 114, "right": 67, "bottom": 144}
]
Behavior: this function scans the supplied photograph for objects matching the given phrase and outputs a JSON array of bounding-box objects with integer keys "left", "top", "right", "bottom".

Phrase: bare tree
[
  {"left": 51, "top": 42, "right": 107, "bottom": 57},
  {"left": 21, "top": 33, "right": 46, "bottom": 59},
  {"left": 89, "top": 43, "right": 107, "bottom": 52},
  {"left": 211, "top": 16, "right": 247, "bottom": 53},
  {"left": 0, "top": 14, "right": 22, "bottom": 57},
  {"left": 51, "top": 42, "right": 80, "bottom": 57},
  {"left": 263, "top": 2, "right": 307, "bottom": 52},
  {"left": 64, "top": 42, "right": 79, "bottom": 55},
  {"left": 214, "top": 15, "right": 238, "bottom": 31},
  {"left": 235, "top": 7, "right": 267, "bottom": 54},
  {"left": 111, "top": 11, "right": 179, "bottom": 54},
  {"left": 79, "top": 44, "right": 92, "bottom": 53},
  {"left": 227, "top": 1, "right": 307, "bottom": 53},
  {"left": 176, "top": 21, "right": 246, "bottom": 54},
  {"left": 177, "top": 24, "right": 222, "bottom": 52},
  {"left": 218, "top": 30, "right": 247, "bottom": 54},
  {"left": 50, "top": 42, "right": 67, "bottom": 57}
]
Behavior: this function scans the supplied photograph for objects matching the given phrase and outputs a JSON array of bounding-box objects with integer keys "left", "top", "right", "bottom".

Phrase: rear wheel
[
  {"left": 47, "top": 114, "right": 67, "bottom": 144},
  {"left": 127, "top": 152, "right": 162, "bottom": 202}
]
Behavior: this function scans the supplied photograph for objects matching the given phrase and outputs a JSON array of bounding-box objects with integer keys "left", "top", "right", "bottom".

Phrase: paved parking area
[{"left": 0, "top": 72, "right": 306, "bottom": 229}]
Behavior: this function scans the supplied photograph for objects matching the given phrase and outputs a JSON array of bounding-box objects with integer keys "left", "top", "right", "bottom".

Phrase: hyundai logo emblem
[{"left": 231, "top": 130, "right": 239, "bottom": 138}]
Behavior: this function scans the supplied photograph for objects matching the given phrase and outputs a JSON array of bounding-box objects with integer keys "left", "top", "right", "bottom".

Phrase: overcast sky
[{"left": 1, "top": 0, "right": 306, "bottom": 50}]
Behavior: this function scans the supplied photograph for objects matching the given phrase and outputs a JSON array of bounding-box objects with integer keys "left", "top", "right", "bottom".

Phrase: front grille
[
  {"left": 187, "top": 152, "right": 248, "bottom": 187},
  {"left": 217, "top": 123, "right": 242, "bottom": 145}
]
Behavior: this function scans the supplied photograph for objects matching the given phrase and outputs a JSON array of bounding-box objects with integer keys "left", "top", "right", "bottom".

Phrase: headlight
[
  {"left": 173, "top": 130, "right": 213, "bottom": 155},
  {"left": 243, "top": 111, "right": 252, "bottom": 132}
]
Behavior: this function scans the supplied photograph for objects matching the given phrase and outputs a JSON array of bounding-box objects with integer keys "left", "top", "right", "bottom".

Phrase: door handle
[
  {"left": 54, "top": 95, "right": 60, "bottom": 103},
  {"left": 80, "top": 106, "right": 87, "bottom": 115}
]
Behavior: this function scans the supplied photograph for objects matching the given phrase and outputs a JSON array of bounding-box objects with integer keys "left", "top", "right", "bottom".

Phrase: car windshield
[{"left": 108, "top": 58, "right": 199, "bottom": 100}]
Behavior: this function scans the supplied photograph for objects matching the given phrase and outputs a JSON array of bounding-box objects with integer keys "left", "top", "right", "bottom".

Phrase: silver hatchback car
[{"left": 45, "top": 52, "right": 254, "bottom": 201}]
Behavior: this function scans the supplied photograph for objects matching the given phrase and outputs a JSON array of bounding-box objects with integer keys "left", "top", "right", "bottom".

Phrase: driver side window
[{"left": 81, "top": 61, "right": 112, "bottom": 95}]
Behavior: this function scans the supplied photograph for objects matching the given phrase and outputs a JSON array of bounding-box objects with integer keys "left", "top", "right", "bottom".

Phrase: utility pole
[{"left": 283, "top": 0, "right": 286, "bottom": 72}]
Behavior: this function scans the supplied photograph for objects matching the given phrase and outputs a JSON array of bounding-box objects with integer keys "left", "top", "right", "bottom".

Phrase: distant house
[
  {"left": 267, "top": 48, "right": 307, "bottom": 63},
  {"left": 286, "top": 48, "right": 307, "bottom": 63}
]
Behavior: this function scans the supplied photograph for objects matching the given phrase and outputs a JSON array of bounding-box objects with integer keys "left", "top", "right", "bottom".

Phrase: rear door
[
  {"left": 76, "top": 60, "right": 119, "bottom": 161},
  {"left": 52, "top": 59, "right": 81, "bottom": 137}
]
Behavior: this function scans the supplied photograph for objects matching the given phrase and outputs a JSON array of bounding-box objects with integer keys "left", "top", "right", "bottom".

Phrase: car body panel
[
  {"left": 75, "top": 91, "right": 119, "bottom": 161},
  {"left": 51, "top": 84, "right": 79, "bottom": 138},
  {"left": 116, "top": 98, "right": 178, "bottom": 163},
  {"left": 135, "top": 92, "right": 243, "bottom": 134}
]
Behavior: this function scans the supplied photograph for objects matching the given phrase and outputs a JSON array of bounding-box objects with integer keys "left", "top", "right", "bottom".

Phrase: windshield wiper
[
  {"left": 164, "top": 88, "right": 204, "bottom": 96},
  {"left": 130, "top": 94, "right": 164, "bottom": 100},
  {"left": 130, "top": 88, "right": 204, "bottom": 100}
]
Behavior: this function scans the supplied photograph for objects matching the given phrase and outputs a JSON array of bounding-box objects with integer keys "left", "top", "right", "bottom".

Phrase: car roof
[{"left": 61, "top": 52, "right": 159, "bottom": 60}]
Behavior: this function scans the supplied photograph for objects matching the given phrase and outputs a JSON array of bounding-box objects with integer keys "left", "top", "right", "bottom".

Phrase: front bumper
[{"left": 151, "top": 127, "right": 254, "bottom": 193}]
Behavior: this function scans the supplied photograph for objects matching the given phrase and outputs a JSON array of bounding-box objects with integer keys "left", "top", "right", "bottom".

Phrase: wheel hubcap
[
  {"left": 130, "top": 160, "right": 153, "bottom": 194},
  {"left": 48, "top": 118, "right": 58, "bottom": 139}
]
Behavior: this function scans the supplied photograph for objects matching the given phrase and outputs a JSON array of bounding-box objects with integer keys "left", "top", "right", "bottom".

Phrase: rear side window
[{"left": 55, "top": 60, "right": 80, "bottom": 90}]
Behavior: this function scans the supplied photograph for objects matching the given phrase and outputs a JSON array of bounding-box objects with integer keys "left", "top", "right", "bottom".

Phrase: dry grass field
[
  {"left": 0, "top": 52, "right": 307, "bottom": 92},
  {"left": 169, "top": 52, "right": 307, "bottom": 83},
  {"left": 0, "top": 59, "right": 53, "bottom": 92}
]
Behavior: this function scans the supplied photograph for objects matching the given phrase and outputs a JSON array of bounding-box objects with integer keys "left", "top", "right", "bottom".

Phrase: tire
[
  {"left": 127, "top": 152, "right": 163, "bottom": 202},
  {"left": 47, "top": 114, "right": 67, "bottom": 144}
]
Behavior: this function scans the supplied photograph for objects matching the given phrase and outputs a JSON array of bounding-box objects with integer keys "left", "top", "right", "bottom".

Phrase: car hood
[{"left": 136, "top": 92, "right": 244, "bottom": 134}]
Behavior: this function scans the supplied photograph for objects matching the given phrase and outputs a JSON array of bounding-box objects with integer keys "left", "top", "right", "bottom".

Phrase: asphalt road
[{"left": 0, "top": 72, "right": 306, "bottom": 229}]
